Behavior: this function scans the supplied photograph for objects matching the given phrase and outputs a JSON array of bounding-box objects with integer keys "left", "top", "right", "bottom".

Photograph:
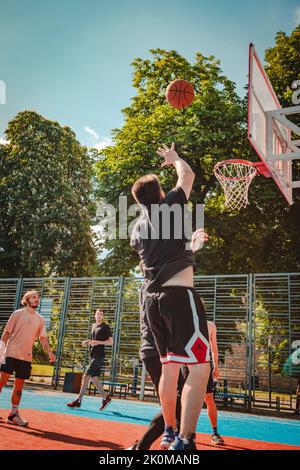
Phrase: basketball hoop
[{"left": 214, "top": 159, "right": 270, "bottom": 211}]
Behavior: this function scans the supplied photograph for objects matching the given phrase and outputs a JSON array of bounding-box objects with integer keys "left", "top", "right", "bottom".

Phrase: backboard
[{"left": 248, "top": 43, "right": 293, "bottom": 204}]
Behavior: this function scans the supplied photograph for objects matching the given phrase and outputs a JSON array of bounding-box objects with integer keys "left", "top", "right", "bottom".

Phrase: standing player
[
  {"left": 67, "top": 309, "right": 113, "bottom": 411},
  {"left": 0, "top": 290, "right": 55, "bottom": 426},
  {"left": 205, "top": 320, "right": 224, "bottom": 445},
  {"left": 131, "top": 143, "right": 210, "bottom": 450}
]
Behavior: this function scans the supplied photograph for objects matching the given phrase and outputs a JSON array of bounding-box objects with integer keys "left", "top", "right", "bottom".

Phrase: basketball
[{"left": 166, "top": 79, "right": 195, "bottom": 109}]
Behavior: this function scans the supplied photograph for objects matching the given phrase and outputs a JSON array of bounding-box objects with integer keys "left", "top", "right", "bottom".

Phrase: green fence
[{"left": 0, "top": 273, "right": 299, "bottom": 412}]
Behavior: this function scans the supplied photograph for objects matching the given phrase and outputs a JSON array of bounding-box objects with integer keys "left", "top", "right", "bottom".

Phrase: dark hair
[{"left": 131, "top": 174, "right": 163, "bottom": 205}]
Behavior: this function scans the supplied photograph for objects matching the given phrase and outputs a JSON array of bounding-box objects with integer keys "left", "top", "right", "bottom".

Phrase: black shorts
[
  {"left": 0, "top": 357, "right": 32, "bottom": 380},
  {"left": 85, "top": 357, "right": 104, "bottom": 377},
  {"left": 206, "top": 368, "right": 217, "bottom": 394},
  {"left": 144, "top": 286, "right": 210, "bottom": 365}
]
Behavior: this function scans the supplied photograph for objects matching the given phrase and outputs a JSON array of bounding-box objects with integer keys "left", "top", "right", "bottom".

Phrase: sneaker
[
  {"left": 7, "top": 412, "right": 28, "bottom": 427},
  {"left": 160, "top": 426, "right": 175, "bottom": 449},
  {"left": 169, "top": 433, "right": 196, "bottom": 451},
  {"left": 100, "top": 395, "right": 112, "bottom": 411},
  {"left": 67, "top": 398, "right": 81, "bottom": 408},
  {"left": 124, "top": 440, "right": 139, "bottom": 450},
  {"left": 211, "top": 432, "right": 224, "bottom": 445}
]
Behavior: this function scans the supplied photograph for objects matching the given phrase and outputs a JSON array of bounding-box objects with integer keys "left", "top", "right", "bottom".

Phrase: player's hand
[
  {"left": 49, "top": 352, "right": 56, "bottom": 363},
  {"left": 212, "top": 368, "right": 219, "bottom": 382},
  {"left": 156, "top": 142, "right": 179, "bottom": 167},
  {"left": 82, "top": 340, "right": 90, "bottom": 347},
  {"left": 190, "top": 229, "right": 209, "bottom": 252}
]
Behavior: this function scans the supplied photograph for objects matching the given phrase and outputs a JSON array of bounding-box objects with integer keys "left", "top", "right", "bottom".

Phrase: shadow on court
[{"left": 0, "top": 422, "right": 123, "bottom": 449}]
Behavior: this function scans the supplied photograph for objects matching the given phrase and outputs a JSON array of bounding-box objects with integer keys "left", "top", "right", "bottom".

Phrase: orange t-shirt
[{"left": 4, "top": 308, "right": 47, "bottom": 362}]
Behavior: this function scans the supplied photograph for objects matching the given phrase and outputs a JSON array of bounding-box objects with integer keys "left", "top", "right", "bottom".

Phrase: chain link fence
[{"left": 0, "top": 273, "right": 299, "bottom": 412}]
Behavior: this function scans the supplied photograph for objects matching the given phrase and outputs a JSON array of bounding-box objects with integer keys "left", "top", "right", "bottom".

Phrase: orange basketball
[{"left": 166, "top": 79, "right": 195, "bottom": 109}]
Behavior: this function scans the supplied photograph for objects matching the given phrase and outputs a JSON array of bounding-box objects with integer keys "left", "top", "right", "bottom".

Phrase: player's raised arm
[{"left": 156, "top": 142, "right": 195, "bottom": 199}]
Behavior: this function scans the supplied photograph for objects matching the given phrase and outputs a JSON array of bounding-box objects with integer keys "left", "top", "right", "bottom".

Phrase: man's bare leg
[
  {"left": 205, "top": 392, "right": 224, "bottom": 444},
  {"left": 205, "top": 393, "right": 217, "bottom": 428},
  {"left": 91, "top": 376, "right": 108, "bottom": 398},
  {"left": 6, "top": 378, "right": 28, "bottom": 426},
  {"left": 78, "top": 374, "right": 91, "bottom": 401},
  {"left": 0, "top": 372, "right": 11, "bottom": 420},
  {"left": 11, "top": 378, "right": 25, "bottom": 413},
  {"left": 159, "top": 363, "right": 180, "bottom": 428},
  {"left": 180, "top": 362, "right": 210, "bottom": 438},
  {"left": 0, "top": 371, "right": 10, "bottom": 393}
]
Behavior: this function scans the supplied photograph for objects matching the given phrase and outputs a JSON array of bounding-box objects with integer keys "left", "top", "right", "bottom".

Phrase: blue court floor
[{"left": 1, "top": 387, "right": 299, "bottom": 447}]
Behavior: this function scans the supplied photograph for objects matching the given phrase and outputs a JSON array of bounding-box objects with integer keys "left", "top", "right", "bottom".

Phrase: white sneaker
[{"left": 7, "top": 412, "right": 28, "bottom": 427}]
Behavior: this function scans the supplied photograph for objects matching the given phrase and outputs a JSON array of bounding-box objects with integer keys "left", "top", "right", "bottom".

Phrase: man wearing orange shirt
[{"left": 0, "top": 290, "right": 55, "bottom": 426}]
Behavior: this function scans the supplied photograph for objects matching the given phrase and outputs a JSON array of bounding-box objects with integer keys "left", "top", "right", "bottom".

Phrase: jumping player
[
  {"left": 126, "top": 229, "right": 208, "bottom": 450},
  {"left": 0, "top": 290, "right": 55, "bottom": 426},
  {"left": 131, "top": 143, "right": 210, "bottom": 450},
  {"left": 67, "top": 309, "right": 113, "bottom": 411}
]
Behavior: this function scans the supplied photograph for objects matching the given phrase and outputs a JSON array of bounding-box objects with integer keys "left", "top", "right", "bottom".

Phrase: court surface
[{"left": 0, "top": 387, "right": 299, "bottom": 450}]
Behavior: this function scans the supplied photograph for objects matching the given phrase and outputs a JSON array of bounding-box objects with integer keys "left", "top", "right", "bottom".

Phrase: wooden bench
[{"left": 215, "top": 392, "right": 250, "bottom": 410}]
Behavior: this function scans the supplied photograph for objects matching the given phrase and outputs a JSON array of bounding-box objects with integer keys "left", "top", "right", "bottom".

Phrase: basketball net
[{"left": 214, "top": 160, "right": 259, "bottom": 211}]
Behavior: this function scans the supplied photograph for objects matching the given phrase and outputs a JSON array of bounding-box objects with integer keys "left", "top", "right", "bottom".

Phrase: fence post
[
  {"left": 247, "top": 273, "right": 254, "bottom": 410},
  {"left": 52, "top": 277, "right": 71, "bottom": 389},
  {"left": 14, "top": 278, "right": 23, "bottom": 310},
  {"left": 110, "top": 276, "right": 125, "bottom": 385},
  {"left": 139, "top": 363, "right": 146, "bottom": 401}
]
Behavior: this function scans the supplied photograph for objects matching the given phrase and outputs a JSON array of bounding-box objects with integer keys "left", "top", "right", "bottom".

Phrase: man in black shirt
[
  {"left": 67, "top": 309, "right": 113, "bottom": 411},
  {"left": 130, "top": 143, "right": 210, "bottom": 451}
]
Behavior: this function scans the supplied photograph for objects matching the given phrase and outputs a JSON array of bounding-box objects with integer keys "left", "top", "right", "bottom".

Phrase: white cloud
[
  {"left": 295, "top": 6, "right": 300, "bottom": 24},
  {"left": 0, "top": 136, "right": 9, "bottom": 145},
  {"left": 84, "top": 126, "right": 99, "bottom": 139},
  {"left": 94, "top": 137, "right": 113, "bottom": 151}
]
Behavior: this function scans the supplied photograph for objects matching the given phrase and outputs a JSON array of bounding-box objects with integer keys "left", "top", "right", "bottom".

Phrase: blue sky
[{"left": 0, "top": 0, "right": 299, "bottom": 149}]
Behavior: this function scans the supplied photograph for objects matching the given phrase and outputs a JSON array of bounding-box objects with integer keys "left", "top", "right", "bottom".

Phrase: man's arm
[
  {"left": 1, "top": 331, "right": 10, "bottom": 345},
  {"left": 39, "top": 336, "right": 56, "bottom": 363},
  {"left": 156, "top": 142, "right": 195, "bottom": 199},
  {"left": 89, "top": 337, "right": 113, "bottom": 347},
  {"left": 209, "top": 323, "right": 220, "bottom": 381}
]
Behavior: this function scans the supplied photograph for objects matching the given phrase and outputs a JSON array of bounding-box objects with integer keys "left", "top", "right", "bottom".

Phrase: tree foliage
[
  {"left": 95, "top": 45, "right": 300, "bottom": 276},
  {"left": 0, "top": 111, "right": 96, "bottom": 277}
]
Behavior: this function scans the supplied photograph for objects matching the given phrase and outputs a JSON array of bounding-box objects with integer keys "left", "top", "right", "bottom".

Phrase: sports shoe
[
  {"left": 124, "top": 440, "right": 139, "bottom": 450},
  {"left": 160, "top": 426, "right": 175, "bottom": 449},
  {"left": 211, "top": 432, "right": 224, "bottom": 445},
  {"left": 67, "top": 398, "right": 81, "bottom": 408},
  {"left": 100, "top": 395, "right": 112, "bottom": 411},
  {"left": 169, "top": 433, "right": 196, "bottom": 451},
  {"left": 7, "top": 412, "right": 28, "bottom": 427}
]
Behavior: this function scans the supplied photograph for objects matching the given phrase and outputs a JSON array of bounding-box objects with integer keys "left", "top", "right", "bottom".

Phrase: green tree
[
  {"left": 265, "top": 26, "right": 300, "bottom": 108},
  {"left": 95, "top": 48, "right": 247, "bottom": 275},
  {"left": 254, "top": 302, "right": 289, "bottom": 374},
  {"left": 0, "top": 111, "right": 96, "bottom": 277},
  {"left": 95, "top": 44, "right": 300, "bottom": 276}
]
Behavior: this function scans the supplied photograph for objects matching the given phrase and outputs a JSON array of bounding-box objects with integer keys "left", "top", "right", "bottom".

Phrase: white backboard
[{"left": 248, "top": 43, "right": 293, "bottom": 204}]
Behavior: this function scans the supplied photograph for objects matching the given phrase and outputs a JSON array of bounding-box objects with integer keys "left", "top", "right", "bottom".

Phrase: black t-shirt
[
  {"left": 89, "top": 322, "right": 112, "bottom": 358},
  {"left": 131, "top": 186, "right": 196, "bottom": 292}
]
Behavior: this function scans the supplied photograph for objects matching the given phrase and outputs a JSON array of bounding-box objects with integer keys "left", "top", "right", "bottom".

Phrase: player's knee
[{"left": 189, "top": 362, "right": 210, "bottom": 376}]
